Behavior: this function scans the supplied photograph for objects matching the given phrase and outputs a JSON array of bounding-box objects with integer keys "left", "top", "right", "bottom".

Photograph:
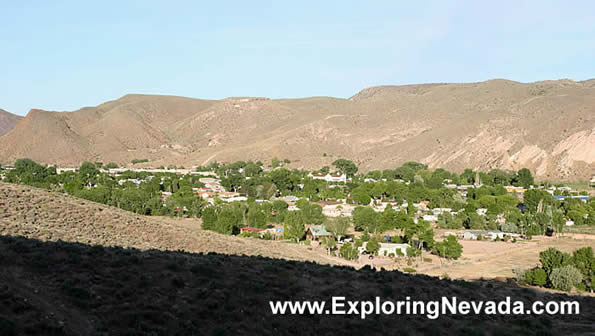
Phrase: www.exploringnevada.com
[{"left": 270, "top": 296, "right": 580, "bottom": 319}]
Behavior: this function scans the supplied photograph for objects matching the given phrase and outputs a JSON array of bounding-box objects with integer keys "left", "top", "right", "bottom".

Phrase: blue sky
[{"left": 1, "top": 1, "right": 594, "bottom": 115}]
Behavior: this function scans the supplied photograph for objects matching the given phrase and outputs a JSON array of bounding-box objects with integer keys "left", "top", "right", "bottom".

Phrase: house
[
  {"left": 505, "top": 186, "right": 527, "bottom": 194},
  {"left": 432, "top": 208, "right": 453, "bottom": 215},
  {"left": 308, "top": 173, "right": 347, "bottom": 184},
  {"left": 358, "top": 242, "right": 410, "bottom": 256},
  {"left": 240, "top": 227, "right": 265, "bottom": 234},
  {"left": 56, "top": 167, "right": 78, "bottom": 174},
  {"left": 321, "top": 203, "right": 354, "bottom": 217},
  {"left": 422, "top": 214, "right": 438, "bottom": 222},
  {"left": 222, "top": 196, "right": 248, "bottom": 203},
  {"left": 305, "top": 225, "right": 333, "bottom": 241},
  {"left": 378, "top": 243, "right": 410, "bottom": 257},
  {"left": 461, "top": 230, "right": 520, "bottom": 240},
  {"left": 476, "top": 208, "right": 488, "bottom": 216}
]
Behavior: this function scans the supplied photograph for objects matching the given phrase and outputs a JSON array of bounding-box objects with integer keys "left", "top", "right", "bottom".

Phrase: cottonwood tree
[
  {"left": 284, "top": 211, "right": 305, "bottom": 242},
  {"left": 325, "top": 217, "right": 350, "bottom": 241}
]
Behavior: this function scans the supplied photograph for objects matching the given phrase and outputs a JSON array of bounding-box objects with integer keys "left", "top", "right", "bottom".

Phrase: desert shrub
[
  {"left": 525, "top": 268, "right": 547, "bottom": 286},
  {"left": 549, "top": 265, "right": 583, "bottom": 291},
  {"left": 131, "top": 159, "right": 149, "bottom": 164},
  {"left": 513, "top": 268, "right": 527, "bottom": 283}
]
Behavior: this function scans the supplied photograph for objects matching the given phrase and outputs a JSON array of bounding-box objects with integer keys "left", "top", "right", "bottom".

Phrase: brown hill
[
  {"left": 0, "top": 108, "right": 22, "bottom": 136},
  {"left": 0, "top": 79, "right": 594, "bottom": 179},
  {"left": 0, "top": 182, "right": 350, "bottom": 265}
]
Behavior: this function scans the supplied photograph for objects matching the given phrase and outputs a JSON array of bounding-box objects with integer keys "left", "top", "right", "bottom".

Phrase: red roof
[{"left": 240, "top": 227, "right": 265, "bottom": 232}]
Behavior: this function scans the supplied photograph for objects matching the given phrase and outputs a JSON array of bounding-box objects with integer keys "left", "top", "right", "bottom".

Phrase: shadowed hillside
[
  {"left": 0, "top": 109, "right": 22, "bottom": 136},
  {"left": 1, "top": 79, "right": 593, "bottom": 179},
  {"left": 1, "top": 235, "right": 594, "bottom": 335}
]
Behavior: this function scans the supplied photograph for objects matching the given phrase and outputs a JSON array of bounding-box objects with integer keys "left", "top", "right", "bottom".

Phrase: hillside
[
  {"left": 0, "top": 183, "right": 594, "bottom": 334},
  {"left": 0, "top": 183, "right": 350, "bottom": 265},
  {"left": 0, "top": 79, "right": 594, "bottom": 179},
  {"left": 0, "top": 108, "right": 22, "bottom": 136}
]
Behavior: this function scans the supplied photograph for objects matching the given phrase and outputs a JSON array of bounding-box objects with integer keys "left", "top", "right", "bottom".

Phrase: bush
[
  {"left": 403, "top": 267, "right": 416, "bottom": 273},
  {"left": 549, "top": 265, "right": 583, "bottom": 291},
  {"left": 131, "top": 159, "right": 149, "bottom": 164},
  {"left": 525, "top": 268, "right": 547, "bottom": 286},
  {"left": 532, "top": 268, "right": 547, "bottom": 286}
]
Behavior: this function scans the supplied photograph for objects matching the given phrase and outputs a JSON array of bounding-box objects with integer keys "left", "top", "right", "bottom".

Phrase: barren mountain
[
  {"left": 1, "top": 79, "right": 594, "bottom": 179},
  {"left": 0, "top": 108, "right": 22, "bottom": 136}
]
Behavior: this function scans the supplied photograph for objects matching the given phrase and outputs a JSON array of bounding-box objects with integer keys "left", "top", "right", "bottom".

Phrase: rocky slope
[
  {"left": 0, "top": 108, "right": 22, "bottom": 136},
  {"left": 0, "top": 79, "right": 593, "bottom": 180}
]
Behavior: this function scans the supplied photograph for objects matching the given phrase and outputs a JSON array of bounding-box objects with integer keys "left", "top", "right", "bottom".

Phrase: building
[
  {"left": 422, "top": 214, "right": 438, "bottom": 222},
  {"left": 305, "top": 225, "right": 333, "bottom": 241},
  {"left": 378, "top": 243, "right": 411, "bottom": 257},
  {"left": 460, "top": 230, "right": 520, "bottom": 240},
  {"left": 505, "top": 186, "right": 527, "bottom": 194},
  {"left": 308, "top": 173, "right": 347, "bottom": 183},
  {"left": 240, "top": 227, "right": 265, "bottom": 234}
]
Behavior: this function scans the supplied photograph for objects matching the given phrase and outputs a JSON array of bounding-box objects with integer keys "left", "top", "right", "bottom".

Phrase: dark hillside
[{"left": 0, "top": 236, "right": 593, "bottom": 336}]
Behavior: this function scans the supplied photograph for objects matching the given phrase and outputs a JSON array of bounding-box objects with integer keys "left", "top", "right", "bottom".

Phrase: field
[{"left": 417, "top": 233, "right": 595, "bottom": 281}]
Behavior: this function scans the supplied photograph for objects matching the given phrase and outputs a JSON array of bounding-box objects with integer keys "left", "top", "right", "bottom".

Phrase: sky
[{"left": 1, "top": 1, "right": 594, "bottom": 116}]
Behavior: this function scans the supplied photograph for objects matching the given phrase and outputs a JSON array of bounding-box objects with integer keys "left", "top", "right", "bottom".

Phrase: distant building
[
  {"left": 240, "top": 227, "right": 265, "bottom": 234},
  {"left": 308, "top": 173, "right": 347, "bottom": 184},
  {"left": 305, "top": 225, "right": 333, "bottom": 241}
]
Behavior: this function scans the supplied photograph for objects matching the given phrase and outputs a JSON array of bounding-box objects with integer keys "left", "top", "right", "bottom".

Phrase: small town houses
[{"left": 308, "top": 172, "right": 347, "bottom": 184}]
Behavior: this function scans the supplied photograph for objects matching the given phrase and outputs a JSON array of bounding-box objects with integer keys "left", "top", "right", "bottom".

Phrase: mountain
[
  {"left": 0, "top": 108, "right": 22, "bottom": 136},
  {"left": 0, "top": 79, "right": 594, "bottom": 180}
]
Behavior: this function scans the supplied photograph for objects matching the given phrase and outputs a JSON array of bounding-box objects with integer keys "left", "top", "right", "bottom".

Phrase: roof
[
  {"left": 241, "top": 227, "right": 265, "bottom": 232},
  {"left": 307, "top": 225, "right": 332, "bottom": 237}
]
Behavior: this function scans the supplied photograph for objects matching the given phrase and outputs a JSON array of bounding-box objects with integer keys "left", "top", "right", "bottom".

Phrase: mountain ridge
[
  {"left": 0, "top": 108, "right": 23, "bottom": 137},
  {"left": 1, "top": 79, "right": 594, "bottom": 180}
]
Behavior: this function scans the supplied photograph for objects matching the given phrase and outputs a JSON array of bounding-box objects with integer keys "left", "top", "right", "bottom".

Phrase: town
[{"left": 2, "top": 158, "right": 594, "bottom": 281}]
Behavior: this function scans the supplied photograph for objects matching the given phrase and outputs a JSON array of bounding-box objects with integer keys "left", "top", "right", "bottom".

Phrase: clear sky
[{"left": 1, "top": 1, "right": 594, "bottom": 115}]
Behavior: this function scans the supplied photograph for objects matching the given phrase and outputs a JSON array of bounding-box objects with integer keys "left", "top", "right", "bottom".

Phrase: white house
[
  {"left": 308, "top": 173, "right": 347, "bottom": 183},
  {"left": 378, "top": 243, "right": 410, "bottom": 257},
  {"left": 476, "top": 208, "right": 488, "bottom": 216},
  {"left": 422, "top": 214, "right": 438, "bottom": 222}
]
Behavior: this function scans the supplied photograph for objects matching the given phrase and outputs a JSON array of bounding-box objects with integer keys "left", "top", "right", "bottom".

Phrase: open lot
[{"left": 416, "top": 234, "right": 595, "bottom": 280}]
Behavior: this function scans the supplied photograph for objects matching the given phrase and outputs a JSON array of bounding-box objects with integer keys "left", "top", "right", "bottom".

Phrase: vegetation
[
  {"left": 1, "top": 236, "right": 590, "bottom": 335},
  {"left": 520, "top": 247, "right": 594, "bottom": 292}
]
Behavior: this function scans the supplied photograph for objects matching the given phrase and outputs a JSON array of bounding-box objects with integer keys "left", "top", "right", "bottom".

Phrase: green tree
[
  {"left": 516, "top": 168, "right": 534, "bottom": 188},
  {"left": 539, "top": 248, "right": 572, "bottom": 275},
  {"left": 339, "top": 242, "right": 359, "bottom": 260},
  {"left": 332, "top": 158, "right": 358, "bottom": 178},
  {"left": 352, "top": 206, "right": 378, "bottom": 232},
  {"left": 432, "top": 235, "right": 463, "bottom": 259},
  {"left": 366, "top": 237, "right": 380, "bottom": 255},
  {"left": 325, "top": 217, "right": 351, "bottom": 241},
  {"left": 284, "top": 211, "right": 305, "bottom": 242}
]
